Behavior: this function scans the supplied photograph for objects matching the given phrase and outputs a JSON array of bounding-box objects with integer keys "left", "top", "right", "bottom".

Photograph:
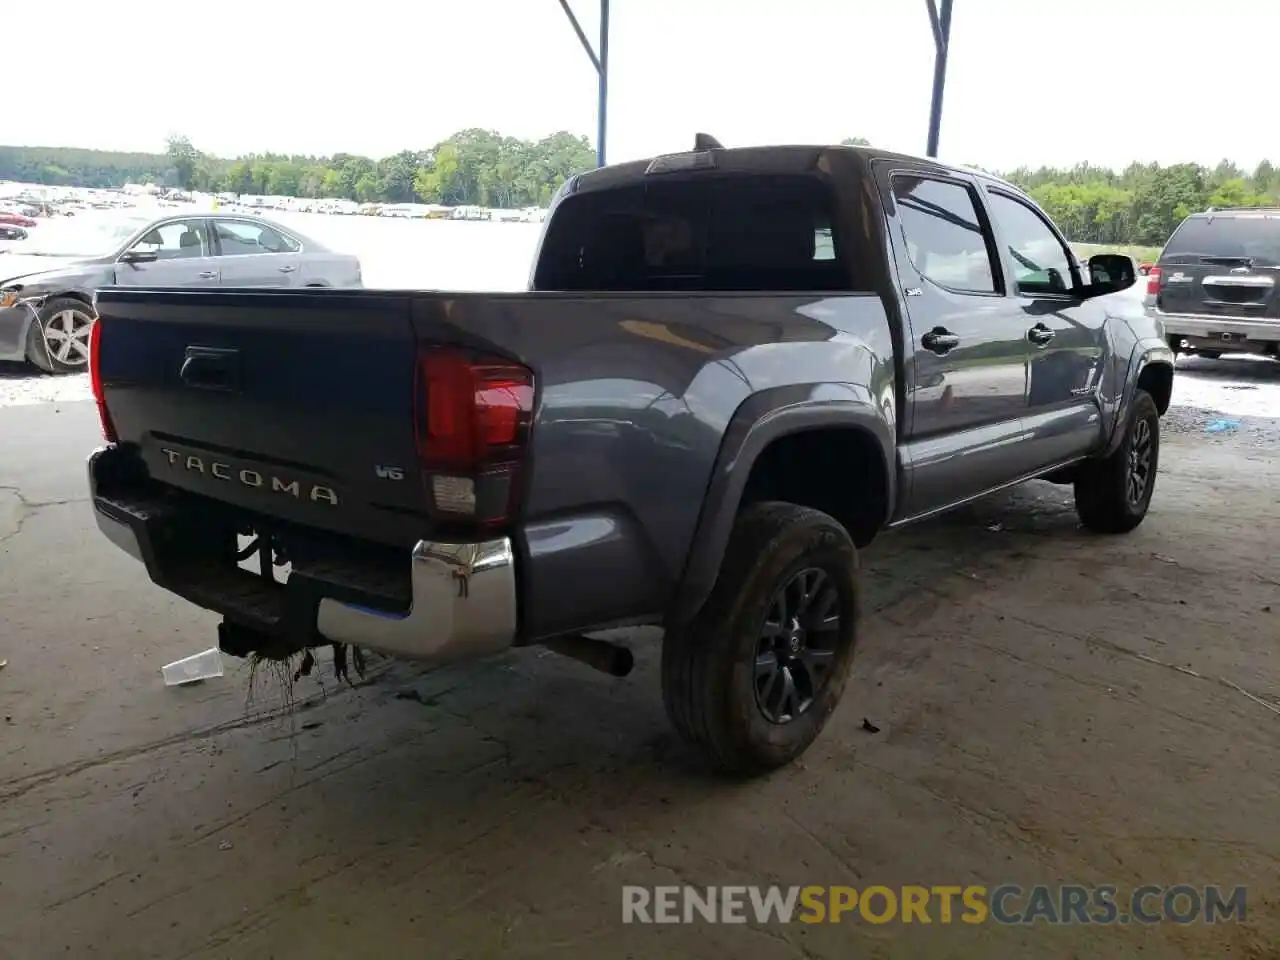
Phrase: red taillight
[
  {"left": 88, "top": 318, "right": 117, "bottom": 442},
  {"left": 1146, "top": 266, "right": 1163, "bottom": 297},
  {"left": 415, "top": 347, "right": 534, "bottom": 526}
]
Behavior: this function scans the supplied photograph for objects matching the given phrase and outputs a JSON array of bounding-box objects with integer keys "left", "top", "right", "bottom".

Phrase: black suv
[{"left": 1146, "top": 208, "right": 1280, "bottom": 359}]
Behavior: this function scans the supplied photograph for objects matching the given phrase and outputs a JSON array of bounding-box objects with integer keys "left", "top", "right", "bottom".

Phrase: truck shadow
[
  {"left": 859, "top": 479, "right": 1082, "bottom": 612},
  {"left": 1175, "top": 353, "right": 1280, "bottom": 383}
]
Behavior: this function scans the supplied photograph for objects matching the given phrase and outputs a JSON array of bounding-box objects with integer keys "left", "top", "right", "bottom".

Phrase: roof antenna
[{"left": 694, "top": 133, "right": 723, "bottom": 150}]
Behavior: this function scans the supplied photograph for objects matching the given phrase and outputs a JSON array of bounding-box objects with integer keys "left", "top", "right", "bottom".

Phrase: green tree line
[
  {"left": 0, "top": 129, "right": 596, "bottom": 209},
  {"left": 1001, "top": 159, "right": 1280, "bottom": 248},
  {"left": 1, "top": 134, "right": 1276, "bottom": 245}
]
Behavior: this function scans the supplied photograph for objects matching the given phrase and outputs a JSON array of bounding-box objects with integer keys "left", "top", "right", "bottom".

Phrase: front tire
[
  {"left": 661, "top": 502, "right": 860, "bottom": 777},
  {"left": 1074, "top": 389, "right": 1160, "bottom": 534},
  {"left": 26, "top": 297, "right": 95, "bottom": 374}
]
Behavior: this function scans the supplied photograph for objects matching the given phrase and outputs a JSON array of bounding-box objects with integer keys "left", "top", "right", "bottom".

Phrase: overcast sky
[{"left": 9, "top": 0, "right": 1275, "bottom": 171}]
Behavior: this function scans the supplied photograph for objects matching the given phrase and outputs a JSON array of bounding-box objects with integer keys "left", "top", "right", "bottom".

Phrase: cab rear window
[{"left": 533, "top": 174, "right": 860, "bottom": 292}]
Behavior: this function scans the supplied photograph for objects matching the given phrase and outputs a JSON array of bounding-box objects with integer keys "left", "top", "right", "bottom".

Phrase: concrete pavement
[{"left": 2, "top": 384, "right": 1279, "bottom": 958}]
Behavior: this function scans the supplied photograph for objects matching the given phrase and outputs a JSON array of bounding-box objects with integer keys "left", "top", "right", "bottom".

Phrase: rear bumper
[
  {"left": 1156, "top": 310, "right": 1280, "bottom": 342},
  {"left": 87, "top": 445, "right": 518, "bottom": 666},
  {"left": 315, "top": 540, "right": 516, "bottom": 664}
]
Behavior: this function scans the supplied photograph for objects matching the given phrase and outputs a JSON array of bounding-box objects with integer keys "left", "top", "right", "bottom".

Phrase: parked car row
[
  {"left": 0, "top": 208, "right": 38, "bottom": 228},
  {"left": 0, "top": 209, "right": 363, "bottom": 373}
]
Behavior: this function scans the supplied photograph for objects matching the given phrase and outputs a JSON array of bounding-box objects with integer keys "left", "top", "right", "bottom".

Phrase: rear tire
[
  {"left": 1074, "top": 389, "right": 1160, "bottom": 534},
  {"left": 661, "top": 502, "right": 860, "bottom": 777},
  {"left": 25, "top": 297, "right": 95, "bottom": 374}
]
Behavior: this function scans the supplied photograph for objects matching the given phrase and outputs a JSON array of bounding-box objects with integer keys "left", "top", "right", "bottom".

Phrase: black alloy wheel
[{"left": 754, "top": 568, "right": 840, "bottom": 723}]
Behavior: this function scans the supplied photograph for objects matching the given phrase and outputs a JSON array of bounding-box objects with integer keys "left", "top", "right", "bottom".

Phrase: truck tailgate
[{"left": 94, "top": 288, "right": 424, "bottom": 547}]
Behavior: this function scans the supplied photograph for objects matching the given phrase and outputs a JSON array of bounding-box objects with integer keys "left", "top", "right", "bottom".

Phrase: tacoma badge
[{"left": 160, "top": 448, "right": 339, "bottom": 505}]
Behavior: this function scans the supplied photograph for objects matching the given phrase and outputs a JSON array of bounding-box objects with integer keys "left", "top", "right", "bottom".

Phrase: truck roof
[{"left": 565, "top": 142, "right": 1024, "bottom": 197}]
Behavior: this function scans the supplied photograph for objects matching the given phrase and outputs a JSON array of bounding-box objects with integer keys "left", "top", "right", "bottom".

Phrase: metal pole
[
  {"left": 597, "top": 0, "right": 610, "bottom": 167},
  {"left": 557, "top": 0, "right": 600, "bottom": 70},
  {"left": 925, "top": 0, "right": 953, "bottom": 158},
  {"left": 556, "top": 0, "right": 610, "bottom": 167}
]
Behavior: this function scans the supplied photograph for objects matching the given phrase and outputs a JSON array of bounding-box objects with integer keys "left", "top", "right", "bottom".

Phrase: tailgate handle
[{"left": 180, "top": 346, "right": 241, "bottom": 392}]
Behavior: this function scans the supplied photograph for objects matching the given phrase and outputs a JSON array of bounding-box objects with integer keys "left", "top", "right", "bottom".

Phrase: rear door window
[
  {"left": 1162, "top": 214, "right": 1280, "bottom": 265},
  {"left": 213, "top": 220, "right": 300, "bottom": 256},
  {"left": 533, "top": 174, "right": 857, "bottom": 291},
  {"left": 890, "top": 176, "right": 999, "bottom": 295}
]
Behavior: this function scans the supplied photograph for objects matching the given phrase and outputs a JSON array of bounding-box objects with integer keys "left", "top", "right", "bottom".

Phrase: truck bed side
[{"left": 410, "top": 291, "right": 898, "bottom": 638}]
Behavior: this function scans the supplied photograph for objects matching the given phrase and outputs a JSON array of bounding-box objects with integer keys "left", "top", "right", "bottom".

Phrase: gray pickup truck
[{"left": 86, "top": 142, "right": 1174, "bottom": 777}]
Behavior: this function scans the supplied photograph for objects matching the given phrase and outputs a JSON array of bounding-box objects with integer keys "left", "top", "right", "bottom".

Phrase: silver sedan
[{"left": 0, "top": 210, "right": 363, "bottom": 373}]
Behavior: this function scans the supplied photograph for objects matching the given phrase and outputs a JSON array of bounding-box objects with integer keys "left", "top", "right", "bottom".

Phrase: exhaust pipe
[{"left": 543, "top": 634, "right": 634, "bottom": 677}]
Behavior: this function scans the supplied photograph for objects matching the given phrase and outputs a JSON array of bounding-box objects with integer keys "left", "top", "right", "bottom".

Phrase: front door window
[
  {"left": 129, "top": 220, "right": 210, "bottom": 260},
  {"left": 987, "top": 193, "right": 1077, "bottom": 295}
]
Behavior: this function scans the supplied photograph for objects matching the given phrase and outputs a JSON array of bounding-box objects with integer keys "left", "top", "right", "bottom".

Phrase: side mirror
[
  {"left": 119, "top": 248, "right": 159, "bottom": 264},
  {"left": 1086, "top": 253, "right": 1135, "bottom": 294}
]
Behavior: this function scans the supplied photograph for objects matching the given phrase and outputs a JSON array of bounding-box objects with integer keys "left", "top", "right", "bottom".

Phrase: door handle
[
  {"left": 1028, "top": 323, "right": 1055, "bottom": 346},
  {"left": 278, "top": 265, "right": 296, "bottom": 274},
  {"left": 921, "top": 327, "right": 960, "bottom": 354},
  {"left": 180, "top": 346, "right": 241, "bottom": 392},
  {"left": 199, "top": 270, "right": 219, "bottom": 280}
]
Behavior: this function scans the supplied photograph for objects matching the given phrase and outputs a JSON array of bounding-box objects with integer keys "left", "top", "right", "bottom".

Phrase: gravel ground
[{"left": 1, "top": 361, "right": 1278, "bottom": 959}]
